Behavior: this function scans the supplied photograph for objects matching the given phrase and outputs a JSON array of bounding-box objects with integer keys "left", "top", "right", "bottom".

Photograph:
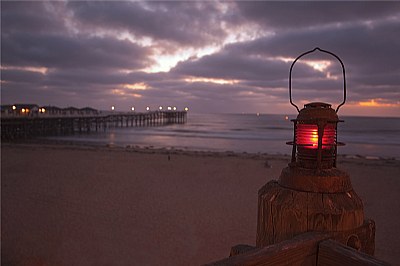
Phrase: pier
[{"left": 1, "top": 111, "right": 187, "bottom": 140}]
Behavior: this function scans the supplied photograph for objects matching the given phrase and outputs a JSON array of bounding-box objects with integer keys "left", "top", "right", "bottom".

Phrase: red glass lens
[{"left": 296, "top": 124, "right": 336, "bottom": 149}]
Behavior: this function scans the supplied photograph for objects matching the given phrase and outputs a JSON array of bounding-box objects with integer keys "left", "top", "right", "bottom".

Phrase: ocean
[{"left": 46, "top": 113, "right": 400, "bottom": 159}]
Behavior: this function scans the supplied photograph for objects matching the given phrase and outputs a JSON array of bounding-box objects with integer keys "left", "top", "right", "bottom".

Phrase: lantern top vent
[
  {"left": 297, "top": 102, "right": 339, "bottom": 122},
  {"left": 304, "top": 102, "right": 331, "bottom": 109}
]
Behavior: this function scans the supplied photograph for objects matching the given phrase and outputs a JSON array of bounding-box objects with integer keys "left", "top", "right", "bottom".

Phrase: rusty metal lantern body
[
  {"left": 292, "top": 102, "right": 339, "bottom": 169},
  {"left": 256, "top": 48, "right": 375, "bottom": 255}
]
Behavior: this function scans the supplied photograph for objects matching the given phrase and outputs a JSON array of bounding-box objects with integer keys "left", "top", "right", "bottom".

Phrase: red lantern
[{"left": 286, "top": 48, "right": 345, "bottom": 170}]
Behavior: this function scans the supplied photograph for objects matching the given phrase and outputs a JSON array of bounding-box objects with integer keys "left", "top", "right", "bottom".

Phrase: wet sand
[{"left": 1, "top": 143, "right": 399, "bottom": 265}]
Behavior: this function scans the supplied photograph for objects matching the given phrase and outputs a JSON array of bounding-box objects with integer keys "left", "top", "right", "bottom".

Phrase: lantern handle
[{"left": 289, "top": 47, "right": 346, "bottom": 113}]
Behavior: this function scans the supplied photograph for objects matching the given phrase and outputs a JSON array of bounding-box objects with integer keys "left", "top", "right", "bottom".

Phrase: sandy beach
[{"left": 1, "top": 143, "right": 399, "bottom": 265}]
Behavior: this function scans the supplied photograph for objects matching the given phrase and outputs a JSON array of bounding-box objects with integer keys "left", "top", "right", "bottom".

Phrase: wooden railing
[{"left": 205, "top": 232, "right": 390, "bottom": 266}]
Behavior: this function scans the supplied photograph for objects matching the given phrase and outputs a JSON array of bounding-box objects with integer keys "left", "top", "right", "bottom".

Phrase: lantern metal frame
[
  {"left": 286, "top": 47, "right": 347, "bottom": 170},
  {"left": 289, "top": 47, "right": 347, "bottom": 113}
]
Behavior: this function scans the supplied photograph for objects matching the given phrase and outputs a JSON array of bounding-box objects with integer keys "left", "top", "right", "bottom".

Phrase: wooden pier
[{"left": 1, "top": 111, "right": 187, "bottom": 140}]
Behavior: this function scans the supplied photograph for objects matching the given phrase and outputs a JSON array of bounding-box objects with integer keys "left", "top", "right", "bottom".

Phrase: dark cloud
[
  {"left": 219, "top": 18, "right": 400, "bottom": 106},
  {"left": 1, "top": 1, "right": 399, "bottom": 115},
  {"left": 172, "top": 51, "right": 322, "bottom": 83},
  {"left": 1, "top": 1, "right": 67, "bottom": 34},
  {"left": 2, "top": 32, "right": 152, "bottom": 70},
  {"left": 225, "top": 19, "right": 400, "bottom": 69},
  {"left": 67, "top": 1, "right": 231, "bottom": 47},
  {"left": 236, "top": 1, "right": 400, "bottom": 30},
  {"left": 1, "top": 69, "right": 45, "bottom": 84}
]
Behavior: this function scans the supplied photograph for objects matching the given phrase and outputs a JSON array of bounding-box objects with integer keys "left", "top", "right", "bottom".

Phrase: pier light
[
  {"left": 184, "top": 107, "right": 189, "bottom": 112},
  {"left": 159, "top": 106, "right": 163, "bottom": 110},
  {"left": 146, "top": 106, "right": 150, "bottom": 111},
  {"left": 173, "top": 106, "right": 177, "bottom": 111},
  {"left": 167, "top": 106, "right": 172, "bottom": 111},
  {"left": 12, "top": 105, "right": 16, "bottom": 110},
  {"left": 21, "top": 108, "right": 26, "bottom": 113},
  {"left": 257, "top": 48, "right": 374, "bottom": 254},
  {"left": 111, "top": 106, "right": 115, "bottom": 111}
]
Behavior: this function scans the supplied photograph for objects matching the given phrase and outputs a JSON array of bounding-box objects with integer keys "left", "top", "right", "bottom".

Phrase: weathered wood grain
[
  {"left": 257, "top": 183, "right": 365, "bottom": 247},
  {"left": 279, "top": 166, "right": 353, "bottom": 193},
  {"left": 230, "top": 244, "right": 258, "bottom": 256},
  {"left": 330, "top": 219, "right": 376, "bottom": 255},
  {"left": 205, "top": 232, "right": 330, "bottom": 266},
  {"left": 317, "top": 239, "right": 389, "bottom": 266}
]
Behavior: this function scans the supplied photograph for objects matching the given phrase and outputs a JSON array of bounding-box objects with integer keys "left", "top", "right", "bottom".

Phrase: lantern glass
[
  {"left": 296, "top": 123, "right": 336, "bottom": 149},
  {"left": 294, "top": 121, "right": 338, "bottom": 169}
]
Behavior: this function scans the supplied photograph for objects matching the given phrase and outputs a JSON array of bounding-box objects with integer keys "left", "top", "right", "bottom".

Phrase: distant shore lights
[
  {"left": 111, "top": 106, "right": 115, "bottom": 111},
  {"left": 131, "top": 107, "right": 135, "bottom": 111}
]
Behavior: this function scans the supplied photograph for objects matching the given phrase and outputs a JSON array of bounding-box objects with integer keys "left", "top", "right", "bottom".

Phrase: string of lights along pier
[{"left": 0, "top": 104, "right": 188, "bottom": 140}]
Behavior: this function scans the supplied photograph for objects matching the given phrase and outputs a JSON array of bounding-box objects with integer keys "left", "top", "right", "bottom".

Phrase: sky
[{"left": 1, "top": 1, "right": 399, "bottom": 116}]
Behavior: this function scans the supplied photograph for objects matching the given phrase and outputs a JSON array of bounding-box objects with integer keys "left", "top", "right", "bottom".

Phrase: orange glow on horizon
[{"left": 358, "top": 99, "right": 399, "bottom": 108}]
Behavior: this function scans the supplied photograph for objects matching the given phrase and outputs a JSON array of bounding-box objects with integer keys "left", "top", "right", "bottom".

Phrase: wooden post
[{"left": 257, "top": 164, "right": 374, "bottom": 256}]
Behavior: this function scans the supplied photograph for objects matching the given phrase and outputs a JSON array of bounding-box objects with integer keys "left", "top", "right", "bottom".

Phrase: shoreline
[
  {"left": 2, "top": 142, "right": 399, "bottom": 265},
  {"left": 3, "top": 139, "right": 399, "bottom": 163}
]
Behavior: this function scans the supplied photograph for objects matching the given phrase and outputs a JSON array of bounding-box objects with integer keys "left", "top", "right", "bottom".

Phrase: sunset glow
[
  {"left": 358, "top": 99, "right": 399, "bottom": 108},
  {"left": 1, "top": 65, "right": 48, "bottom": 74},
  {"left": 124, "top": 83, "right": 149, "bottom": 91},
  {"left": 184, "top": 77, "right": 239, "bottom": 85},
  {"left": 304, "top": 60, "right": 331, "bottom": 72},
  {"left": 112, "top": 89, "right": 125, "bottom": 96}
]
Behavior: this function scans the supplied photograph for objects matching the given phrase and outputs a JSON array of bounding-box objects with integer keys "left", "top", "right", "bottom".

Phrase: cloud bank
[{"left": 1, "top": 1, "right": 399, "bottom": 116}]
